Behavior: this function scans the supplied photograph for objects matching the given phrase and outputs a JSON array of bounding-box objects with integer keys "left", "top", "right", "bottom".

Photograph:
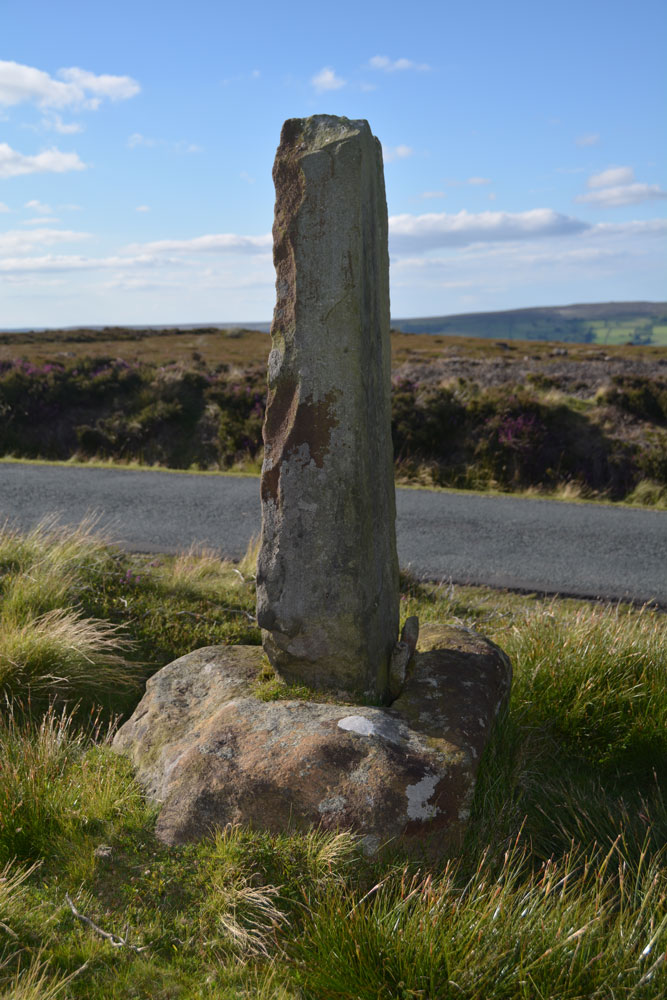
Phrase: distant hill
[
  {"left": 3, "top": 302, "right": 666, "bottom": 346},
  {"left": 392, "top": 301, "right": 667, "bottom": 346}
]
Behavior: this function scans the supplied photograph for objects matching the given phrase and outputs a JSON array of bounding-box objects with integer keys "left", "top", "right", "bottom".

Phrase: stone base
[{"left": 113, "top": 625, "right": 511, "bottom": 856}]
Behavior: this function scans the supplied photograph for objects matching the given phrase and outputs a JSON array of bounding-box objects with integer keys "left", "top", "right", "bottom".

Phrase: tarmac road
[{"left": 1, "top": 461, "right": 665, "bottom": 606}]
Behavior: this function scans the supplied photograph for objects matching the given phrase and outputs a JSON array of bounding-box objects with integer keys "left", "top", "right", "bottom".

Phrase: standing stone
[{"left": 256, "top": 115, "right": 399, "bottom": 700}]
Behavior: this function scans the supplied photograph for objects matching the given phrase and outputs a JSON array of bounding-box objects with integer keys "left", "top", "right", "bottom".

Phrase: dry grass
[
  {"left": 0, "top": 956, "right": 76, "bottom": 1000},
  {"left": 0, "top": 608, "right": 136, "bottom": 697},
  {"left": 2, "top": 325, "right": 664, "bottom": 370},
  {"left": 294, "top": 834, "right": 667, "bottom": 998},
  {"left": 0, "top": 516, "right": 139, "bottom": 701},
  {"left": 170, "top": 544, "right": 227, "bottom": 587}
]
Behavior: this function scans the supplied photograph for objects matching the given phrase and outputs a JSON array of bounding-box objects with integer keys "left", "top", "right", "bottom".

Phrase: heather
[
  {"left": 0, "top": 357, "right": 266, "bottom": 472},
  {"left": 1, "top": 353, "right": 666, "bottom": 502}
]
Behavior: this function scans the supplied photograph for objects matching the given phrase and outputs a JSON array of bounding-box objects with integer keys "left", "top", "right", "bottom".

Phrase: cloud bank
[
  {"left": 0, "top": 60, "right": 140, "bottom": 110},
  {"left": 388, "top": 209, "right": 588, "bottom": 250},
  {"left": 125, "top": 233, "right": 272, "bottom": 254},
  {"left": 575, "top": 166, "right": 667, "bottom": 207},
  {"left": 0, "top": 143, "right": 86, "bottom": 178}
]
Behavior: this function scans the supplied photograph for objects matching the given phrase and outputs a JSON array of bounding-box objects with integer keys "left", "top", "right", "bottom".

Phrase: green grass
[{"left": 0, "top": 519, "right": 665, "bottom": 998}]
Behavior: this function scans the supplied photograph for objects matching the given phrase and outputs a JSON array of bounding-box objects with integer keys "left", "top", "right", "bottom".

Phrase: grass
[
  {"left": 0, "top": 517, "right": 140, "bottom": 707},
  {"left": 0, "top": 519, "right": 665, "bottom": 998}
]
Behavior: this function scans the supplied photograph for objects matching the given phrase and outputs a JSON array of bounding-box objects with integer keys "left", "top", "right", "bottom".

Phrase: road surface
[{"left": 1, "top": 462, "right": 665, "bottom": 606}]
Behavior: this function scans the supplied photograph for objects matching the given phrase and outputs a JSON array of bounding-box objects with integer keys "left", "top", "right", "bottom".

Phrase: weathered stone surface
[
  {"left": 113, "top": 626, "right": 511, "bottom": 854},
  {"left": 257, "top": 115, "right": 399, "bottom": 700}
]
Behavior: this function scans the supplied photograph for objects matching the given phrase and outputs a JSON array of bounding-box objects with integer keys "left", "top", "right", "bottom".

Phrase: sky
[{"left": 1, "top": 0, "right": 666, "bottom": 327}]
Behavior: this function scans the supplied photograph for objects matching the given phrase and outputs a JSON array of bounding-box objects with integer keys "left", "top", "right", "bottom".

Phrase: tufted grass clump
[
  {"left": 626, "top": 478, "right": 667, "bottom": 508},
  {"left": 0, "top": 517, "right": 260, "bottom": 715},
  {"left": 0, "top": 955, "right": 76, "bottom": 1000},
  {"left": 505, "top": 603, "right": 667, "bottom": 775},
  {"left": 0, "top": 516, "right": 140, "bottom": 705},
  {"left": 0, "top": 608, "right": 135, "bottom": 702},
  {"left": 292, "top": 836, "right": 667, "bottom": 999},
  {"left": 0, "top": 702, "right": 148, "bottom": 869}
]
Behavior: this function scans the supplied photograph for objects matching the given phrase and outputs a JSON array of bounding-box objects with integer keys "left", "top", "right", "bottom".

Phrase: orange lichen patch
[{"left": 261, "top": 384, "right": 341, "bottom": 503}]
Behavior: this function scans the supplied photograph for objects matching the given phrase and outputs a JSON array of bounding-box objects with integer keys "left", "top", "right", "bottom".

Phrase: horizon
[
  {"left": 2, "top": 297, "right": 666, "bottom": 334},
  {"left": 2, "top": 0, "right": 666, "bottom": 327}
]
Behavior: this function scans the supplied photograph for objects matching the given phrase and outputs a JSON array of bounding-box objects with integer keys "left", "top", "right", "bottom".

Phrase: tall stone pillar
[{"left": 256, "top": 115, "right": 399, "bottom": 700}]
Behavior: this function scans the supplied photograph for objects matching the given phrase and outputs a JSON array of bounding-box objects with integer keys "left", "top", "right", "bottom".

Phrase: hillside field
[{"left": 393, "top": 301, "right": 667, "bottom": 346}]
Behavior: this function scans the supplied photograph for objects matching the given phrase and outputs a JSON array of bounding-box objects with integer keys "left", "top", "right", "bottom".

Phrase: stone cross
[{"left": 256, "top": 115, "right": 399, "bottom": 700}]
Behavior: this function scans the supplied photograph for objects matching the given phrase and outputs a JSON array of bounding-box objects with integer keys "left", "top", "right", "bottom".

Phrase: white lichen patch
[
  {"left": 337, "top": 714, "right": 404, "bottom": 745},
  {"left": 405, "top": 773, "right": 441, "bottom": 821},
  {"left": 349, "top": 761, "right": 371, "bottom": 785},
  {"left": 318, "top": 794, "right": 347, "bottom": 815},
  {"left": 338, "top": 715, "right": 377, "bottom": 737},
  {"left": 360, "top": 833, "right": 380, "bottom": 856}
]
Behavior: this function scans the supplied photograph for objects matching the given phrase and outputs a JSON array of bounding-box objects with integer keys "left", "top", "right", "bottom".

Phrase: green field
[
  {"left": 587, "top": 319, "right": 667, "bottom": 346},
  {"left": 394, "top": 301, "right": 667, "bottom": 345}
]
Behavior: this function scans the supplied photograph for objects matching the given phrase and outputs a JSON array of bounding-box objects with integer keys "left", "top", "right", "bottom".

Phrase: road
[{"left": 1, "top": 462, "right": 665, "bottom": 606}]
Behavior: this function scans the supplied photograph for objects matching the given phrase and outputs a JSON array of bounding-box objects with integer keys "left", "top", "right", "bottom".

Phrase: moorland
[{"left": 1, "top": 323, "right": 665, "bottom": 507}]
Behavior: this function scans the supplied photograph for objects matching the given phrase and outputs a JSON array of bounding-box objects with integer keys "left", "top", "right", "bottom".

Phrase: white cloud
[
  {"left": 590, "top": 219, "right": 667, "bottom": 238},
  {"left": 575, "top": 132, "right": 600, "bottom": 147},
  {"left": 0, "top": 202, "right": 9, "bottom": 212},
  {"left": 57, "top": 67, "right": 139, "bottom": 102},
  {"left": 588, "top": 166, "right": 634, "bottom": 189},
  {"left": 102, "top": 276, "right": 175, "bottom": 292},
  {"left": 125, "top": 233, "right": 272, "bottom": 255},
  {"left": 488, "top": 192, "right": 497, "bottom": 201},
  {"left": 0, "top": 143, "right": 86, "bottom": 178},
  {"left": 0, "top": 60, "right": 139, "bottom": 110},
  {"left": 369, "top": 55, "right": 430, "bottom": 72},
  {"left": 0, "top": 228, "right": 91, "bottom": 255},
  {"left": 25, "top": 199, "right": 53, "bottom": 213},
  {"left": 127, "top": 132, "right": 156, "bottom": 148},
  {"left": 21, "top": 216, "right": 61, "bottom": 226},
  {"left": 135, "top": 205, "right": 150, "bottom": 212},
  {"left": 40, "top": 112, "right": 83, "bottom": 134},
  {"left": 421, "top": 191, "right": 445, "bottom": 199},
  {"left": 575, "top": 167, "right": 667, "bottom": 207},
  {"left": 467, "top": 176, "right": 491, "bottom": 185},
  {"left": 383, "top": 144, "right": 413, "bottom": 163},
  {"left": 388, "top": 208, "right": 588, "bottom": 251},
  {"left": 577, "top": 183, "right": 667, "bottom": 207},
  {"left": 127, "top": 133, "right": 202, "bottom": 154},
  {"left": 0, "top": 253, "right": 160, "bottom": 274},
  {"left": 311, "top": 67, "right": 346, "bottom": 92}
]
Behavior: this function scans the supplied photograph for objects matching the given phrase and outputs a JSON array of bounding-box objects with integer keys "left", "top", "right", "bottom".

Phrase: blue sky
[{"left": 1, "top": 0, "right": 665, "bottom": 327}]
